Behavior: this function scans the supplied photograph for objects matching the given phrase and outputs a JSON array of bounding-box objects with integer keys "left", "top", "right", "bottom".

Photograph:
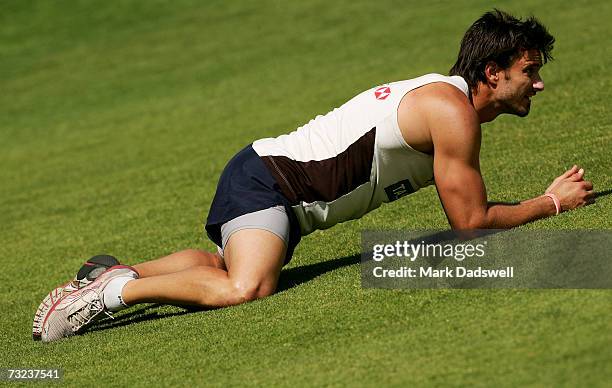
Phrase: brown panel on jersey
[{"left": 260, "top": 127, "right": 376, "bottom": 204}]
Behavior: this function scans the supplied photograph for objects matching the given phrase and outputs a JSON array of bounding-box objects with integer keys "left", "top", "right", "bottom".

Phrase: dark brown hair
[{"left": 449, "top": 9, "right": 555, "bottom": 89}]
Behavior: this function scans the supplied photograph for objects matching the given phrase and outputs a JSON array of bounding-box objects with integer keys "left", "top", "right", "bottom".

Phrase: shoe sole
[{"left": 32, "top": 285, "right": 69, "bottom": 340}]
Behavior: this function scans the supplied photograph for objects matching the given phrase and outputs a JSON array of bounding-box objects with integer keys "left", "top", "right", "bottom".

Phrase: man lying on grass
[{"left": 34, "top": 9, "right": 594, "bottom": 342}]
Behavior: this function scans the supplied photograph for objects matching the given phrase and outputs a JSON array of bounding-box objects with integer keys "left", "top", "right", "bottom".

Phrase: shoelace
[{"left": 68, "top": 298, "right": 114, "bottom": 331}]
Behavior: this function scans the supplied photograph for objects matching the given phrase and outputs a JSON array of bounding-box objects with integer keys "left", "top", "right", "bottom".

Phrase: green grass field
[{"left": 1, "top": 0, "right": 611, "bottom": 386}]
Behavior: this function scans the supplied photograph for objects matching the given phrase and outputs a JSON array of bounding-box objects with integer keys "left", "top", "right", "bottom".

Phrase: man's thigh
[{"left": 223, "top": 229, "right": 287, "bottom": 297}]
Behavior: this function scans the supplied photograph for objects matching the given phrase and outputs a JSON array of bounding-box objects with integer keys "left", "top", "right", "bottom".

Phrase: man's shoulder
[
  {"left": 414, "top": 84, "right": 480, "bottom": 150},
  {"left": 397, "top": 76, "right": 478, "bottom": 154},
  {"left": 402, "top": 80, "right": 477, "bottom": 125},
  {"left": 417, "top": 81, "right": 471, "bottom": 107}
]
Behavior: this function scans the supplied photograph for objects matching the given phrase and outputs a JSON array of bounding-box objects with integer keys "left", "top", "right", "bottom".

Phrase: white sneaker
[
  {"left": 32, "top": 255, "right": 120, "bottom": 341},
  {"left": 40, "top": 265, "right": 138, "bottom": 343}
]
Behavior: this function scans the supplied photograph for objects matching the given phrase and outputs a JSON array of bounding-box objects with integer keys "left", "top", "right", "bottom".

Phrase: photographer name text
[{"left": 372, "top": 266, "right": 514, "bottom": 278}]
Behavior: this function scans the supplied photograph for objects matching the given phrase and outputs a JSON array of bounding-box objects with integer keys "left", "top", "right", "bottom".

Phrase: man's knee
[
  {"left": 190, "top": 277, "right": 268, "bottom": 308},
  {"left": 225, "top": 279, "right": 276, "bottom": 305}
]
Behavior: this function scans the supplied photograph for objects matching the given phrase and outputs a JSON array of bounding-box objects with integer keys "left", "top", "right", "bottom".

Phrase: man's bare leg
[
  {"left": 121, "top": 229, "right": 286, "bottom": 307},
  {"left": 133, "top": 249, "right": 225, "bottom": 278}
]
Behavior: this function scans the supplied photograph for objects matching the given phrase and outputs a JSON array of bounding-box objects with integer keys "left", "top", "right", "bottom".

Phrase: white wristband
[{"left": 543, "top": 193, "right": 561, "bottom": 215}]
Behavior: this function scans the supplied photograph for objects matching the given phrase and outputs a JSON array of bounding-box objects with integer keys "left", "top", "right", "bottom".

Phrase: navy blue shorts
[{"left": 205, "top": 145, "right": 302, "bottom": 264}]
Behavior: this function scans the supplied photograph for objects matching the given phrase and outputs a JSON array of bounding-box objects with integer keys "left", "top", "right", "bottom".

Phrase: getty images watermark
[
  {"left": 371, "top": 238, "right": 510, "bottom": 279},
  {"left": 361, "top": 230, "right": 612, "bottom": 289}
]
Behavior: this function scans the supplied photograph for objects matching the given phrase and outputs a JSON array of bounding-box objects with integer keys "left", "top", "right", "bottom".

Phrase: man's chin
[
  {"left": 516, "top": 108, "right": 530, "bottom": 117},
  {"left": 511, "top": 103, "right": 530, "bottom": 117}
]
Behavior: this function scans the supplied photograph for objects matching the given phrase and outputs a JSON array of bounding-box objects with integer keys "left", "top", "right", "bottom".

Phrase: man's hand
[{"left": 545, "top": 165, "right": 595, "bottom": 211}]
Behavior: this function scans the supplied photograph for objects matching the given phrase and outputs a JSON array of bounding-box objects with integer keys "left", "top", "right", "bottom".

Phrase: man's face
[{"left": 495, "top": 49, "right": 545, "bottom": 117}]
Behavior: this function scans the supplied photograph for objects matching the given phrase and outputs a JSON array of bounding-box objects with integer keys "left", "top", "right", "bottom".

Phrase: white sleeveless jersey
[{"left": 252, "top": 73, "right": 469, "bottom": 235}]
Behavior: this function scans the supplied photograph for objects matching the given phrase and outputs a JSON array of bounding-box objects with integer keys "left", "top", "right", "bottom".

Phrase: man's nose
[{"left": 533, "top": 76, "right": 544, "bottom": 92}]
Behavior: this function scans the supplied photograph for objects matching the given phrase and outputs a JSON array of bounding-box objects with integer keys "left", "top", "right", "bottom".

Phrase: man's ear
[{"left": 484, "top": 61, "right": 500, "bottom": 87}]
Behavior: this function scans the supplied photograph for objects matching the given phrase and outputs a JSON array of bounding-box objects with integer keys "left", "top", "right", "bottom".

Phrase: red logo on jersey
[{"left": 374, "top": 86, "right": 391, "bottom": 100}]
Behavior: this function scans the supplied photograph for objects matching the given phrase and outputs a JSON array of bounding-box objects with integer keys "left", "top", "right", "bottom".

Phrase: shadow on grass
[
  {"left": 87, "top": 303, "right": 191, "bottom": 333},
  {"left": 595, "top": 188, "right": 612, "bottom": 199},
  {"left": 277, "top": 254, "right": 361, "bottom": 292}
]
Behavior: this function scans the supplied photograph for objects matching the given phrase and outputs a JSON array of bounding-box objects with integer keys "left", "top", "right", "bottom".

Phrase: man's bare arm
[{"left": 427, "top": 88, "right": 593, "bottom": 229}]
